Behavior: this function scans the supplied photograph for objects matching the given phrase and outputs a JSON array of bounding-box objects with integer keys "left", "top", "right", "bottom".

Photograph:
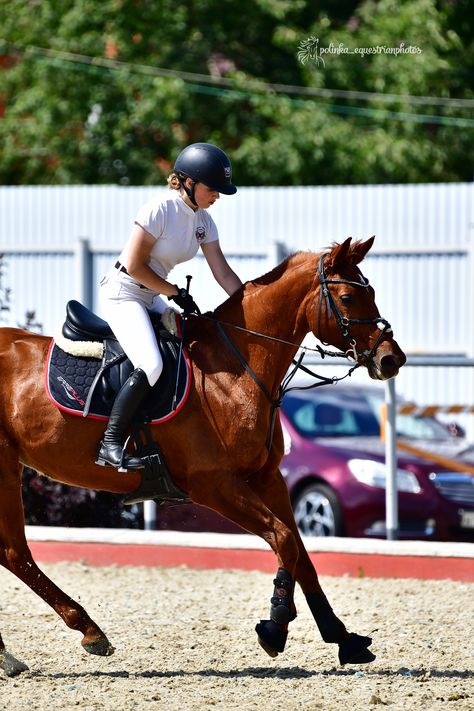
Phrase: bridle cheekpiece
[{"left": 317, "top": 253, "right": 392, "bottom": 366}]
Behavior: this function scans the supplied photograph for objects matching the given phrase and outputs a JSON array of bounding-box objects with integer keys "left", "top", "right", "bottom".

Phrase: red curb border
[{"left": 29, "top": 541, "right": 474, "bottom": 582}]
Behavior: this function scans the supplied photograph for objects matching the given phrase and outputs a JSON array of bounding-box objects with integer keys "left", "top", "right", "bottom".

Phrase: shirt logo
[{"left": 195, "top": 226, "right": 206, "bottom": 244}]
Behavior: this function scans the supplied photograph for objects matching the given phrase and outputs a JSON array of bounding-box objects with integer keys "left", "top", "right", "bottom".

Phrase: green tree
[{"left": 0, "top": 0, "right": 472, "bottom": 185}]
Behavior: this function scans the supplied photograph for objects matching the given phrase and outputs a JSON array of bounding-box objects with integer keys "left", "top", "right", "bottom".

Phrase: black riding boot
[{"left": 96, "top": 368, "right": 151, "bottom": 471}]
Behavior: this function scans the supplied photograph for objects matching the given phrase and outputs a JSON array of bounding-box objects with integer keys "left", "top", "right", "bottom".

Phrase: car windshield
[{"left": 282, "top": 389, "right": 452, "bottom": 441}]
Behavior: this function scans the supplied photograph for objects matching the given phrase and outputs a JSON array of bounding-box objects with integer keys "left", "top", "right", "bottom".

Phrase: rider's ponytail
[{"left": 167, "top": 172, "right": 181, "bottom": 190}]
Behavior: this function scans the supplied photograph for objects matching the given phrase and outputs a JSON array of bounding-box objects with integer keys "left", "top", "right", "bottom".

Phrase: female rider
[{"left": 97, "top": 143, "right": 242, "bottom": 470}]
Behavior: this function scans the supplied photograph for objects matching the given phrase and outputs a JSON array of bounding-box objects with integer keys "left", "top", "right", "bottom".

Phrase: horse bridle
[
  {"left": 192, "top": 253, "right": 394, "bottom": 448},
  {"left": 317, "top": 253, "right": 392, "bottom": 366}
]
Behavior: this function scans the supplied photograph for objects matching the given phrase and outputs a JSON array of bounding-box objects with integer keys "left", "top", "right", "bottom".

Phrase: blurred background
[{"left": 0, "top": 0, "right": 473, "bottom": 534}]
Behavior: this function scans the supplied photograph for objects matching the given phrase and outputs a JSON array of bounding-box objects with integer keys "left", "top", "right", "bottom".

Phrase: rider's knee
[{"left": 145, "top": 361, "right": 163, "bottom": 387}]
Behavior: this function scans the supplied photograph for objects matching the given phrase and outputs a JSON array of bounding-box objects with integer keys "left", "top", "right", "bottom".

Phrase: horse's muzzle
[{"left": 367, "top": 344, "right": 406, "bottom": 380}]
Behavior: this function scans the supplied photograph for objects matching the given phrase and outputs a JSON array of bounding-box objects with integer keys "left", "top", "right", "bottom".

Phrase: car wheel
[{"left": 292, "top": 483, "right": 344, "bottom": 537}]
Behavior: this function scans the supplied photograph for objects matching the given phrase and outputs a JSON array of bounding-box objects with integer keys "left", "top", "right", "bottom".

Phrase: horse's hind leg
[
  {"left": 0, "top": 631, "right": 29, "bottom": 677},
  {"left": 0, "top": 448, "right": 114, "bottom": 668}
]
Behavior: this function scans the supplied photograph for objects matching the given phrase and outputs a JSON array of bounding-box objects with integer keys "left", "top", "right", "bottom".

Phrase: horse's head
[{"left": 311, "top": 236, "right": 406, "bottom": 380}]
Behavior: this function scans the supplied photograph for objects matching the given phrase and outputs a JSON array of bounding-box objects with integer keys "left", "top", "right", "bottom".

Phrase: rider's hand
[{"left": 168, "top": 287, "right": 201, "bottom": 316}]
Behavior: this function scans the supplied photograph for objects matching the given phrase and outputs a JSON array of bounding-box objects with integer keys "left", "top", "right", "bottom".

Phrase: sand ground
[{"left": 0, "top": 562, "right": 473, "bottom": 710}]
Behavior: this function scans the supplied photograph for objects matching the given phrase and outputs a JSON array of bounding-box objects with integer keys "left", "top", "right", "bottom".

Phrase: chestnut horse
[{"left": 0, "top": 237, "right": 405, "bottom": 676}]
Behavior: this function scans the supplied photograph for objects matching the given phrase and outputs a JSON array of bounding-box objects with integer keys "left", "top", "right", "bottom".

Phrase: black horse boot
[{"left": 96, "top": 368, "right": 151, "bottom": 471}]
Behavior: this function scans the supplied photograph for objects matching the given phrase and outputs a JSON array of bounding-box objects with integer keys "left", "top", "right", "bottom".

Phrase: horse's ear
[
  {"left": 328, "top": 237, "right": 353, "bottom": 270},
  {"left": 350, "top": 236, "right": 375, "bottom": 264}
]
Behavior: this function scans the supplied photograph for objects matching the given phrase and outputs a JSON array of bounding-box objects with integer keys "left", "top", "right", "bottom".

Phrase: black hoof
[
  {"left": 0, "top": 650, "right": 29, "bottom": 677},
  {"left": 255, "top": 619, "right": 288, "bottom": 658},
  {"left": 338, "top": 633, "right": 375, "bottom": 665},
  {"left": 82, "top": 636, "right": 115, "bottom": 657}
]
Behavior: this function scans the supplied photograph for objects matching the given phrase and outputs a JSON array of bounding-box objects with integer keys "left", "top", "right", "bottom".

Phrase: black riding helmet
[{"left": 174, "top": 143, "right": 237, "bottom": 206}]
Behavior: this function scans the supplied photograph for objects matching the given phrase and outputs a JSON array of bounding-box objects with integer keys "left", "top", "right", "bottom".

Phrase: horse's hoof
[
  {"left": 255, "top": 619, "right": 288, "bottom": 658},
  {"left": 338, "top": 633, "right": 375, "bottom": 665},
  {"left": 0, "top": 651, "right": 29, "bottom": 677},
  {"left": 82, "top": 636, "right": 115, "bottom": 657},
  {"left": 257, "top": 636, "right": 279, "bottom": 658}
]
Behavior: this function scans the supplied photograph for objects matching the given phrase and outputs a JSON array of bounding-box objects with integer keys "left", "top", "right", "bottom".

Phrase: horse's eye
[{"left": 341, "top": 294, "right": 353, "bottom": 304}]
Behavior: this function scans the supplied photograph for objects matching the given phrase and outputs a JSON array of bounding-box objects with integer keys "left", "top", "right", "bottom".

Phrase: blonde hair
[{"left": 167, "top": 172, "right": 182, "bottom": 190}]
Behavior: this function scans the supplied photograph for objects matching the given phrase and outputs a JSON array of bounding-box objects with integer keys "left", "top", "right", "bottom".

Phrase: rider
[{"left": 97, "top": 143, "right": 243, "bottom": 470}]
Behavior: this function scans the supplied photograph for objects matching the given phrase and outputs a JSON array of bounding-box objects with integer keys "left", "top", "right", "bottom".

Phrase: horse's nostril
[{"left": 379, "top": 354, "right": 400, "bottom": 374}]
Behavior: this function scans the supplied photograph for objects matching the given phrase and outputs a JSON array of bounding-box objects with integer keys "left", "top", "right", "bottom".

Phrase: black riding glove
[{"left": 168, "top": 287, "right": 201, "bottom": 316}]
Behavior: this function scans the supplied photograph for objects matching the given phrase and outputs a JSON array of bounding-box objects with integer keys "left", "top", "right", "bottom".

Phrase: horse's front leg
[
  {"left": 249, "top": 465, "right": 375, "bottom": 665},
  {"left": 0, "top": 457, "right": 114, "bottom": 665},
  {"left": 189, "top": 472, "right": 300, "bottom": 658}
]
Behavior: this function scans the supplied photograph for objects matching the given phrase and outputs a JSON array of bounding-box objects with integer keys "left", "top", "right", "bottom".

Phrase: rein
[
  {"left": 197, "top": 316, "right": 349, "bottom": 359},
  {"left": 210, "top": 318, "right": 360, "bottom": 449},
  {"left": 191, "top": 253, "right": 393, "bottom": 449},
  {"left": 193, "top": 314, "right": 350, "bottom": 451}
]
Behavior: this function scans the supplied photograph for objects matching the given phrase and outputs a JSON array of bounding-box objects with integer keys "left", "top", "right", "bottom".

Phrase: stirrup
[
  {"left": 123, "top": 425, "right": 189, "bottom": 505},
  {"left": 95, "top": 437, "right": 145, "bottom": 473}
]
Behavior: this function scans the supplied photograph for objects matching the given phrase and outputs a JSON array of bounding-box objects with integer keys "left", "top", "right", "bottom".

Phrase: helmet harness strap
[{"left": 177, "top": 174, "right": 198, "bottom": 207}]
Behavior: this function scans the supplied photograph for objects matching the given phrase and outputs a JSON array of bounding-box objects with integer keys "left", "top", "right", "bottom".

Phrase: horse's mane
[
  {"left": 212, "top": 239, "right": 371, "bottom": 317},
  {"left": 239, "top": 239, "right": 369, "bottom": 293},
  {"left": 245, "top": 251, "right": 312, "bottom": 290},
  {"left": 211, "top": 252, "right": 313, "bottom": 318},
  {"left": 246, "top": 239, "right": 370, "bottom": 291}
]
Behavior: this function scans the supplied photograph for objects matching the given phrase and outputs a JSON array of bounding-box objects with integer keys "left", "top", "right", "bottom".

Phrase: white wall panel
[
  {"left": 1, "top": 183, "right": 473, "bottom": 249},
  {"left": 1, "top": 252, "right": 74, "bottom": 334}
]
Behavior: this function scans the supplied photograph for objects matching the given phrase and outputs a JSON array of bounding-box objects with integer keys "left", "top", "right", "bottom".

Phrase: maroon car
[
  {"left": 280, "top": 386, "right": 474, "bottom": 541},
  {"left": 155, "top": 385, "right": 474, "bottom": 541}
]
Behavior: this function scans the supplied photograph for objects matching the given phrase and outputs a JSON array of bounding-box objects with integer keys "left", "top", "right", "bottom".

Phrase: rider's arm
[
  {"left": 201, "top": 240, "right": 242, "bottom": 296},
  {"left": 126, "top": 224, "right": 179, "bottom": 297}
]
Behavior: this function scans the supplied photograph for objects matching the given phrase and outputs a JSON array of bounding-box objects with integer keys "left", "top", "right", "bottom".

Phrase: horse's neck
[
  {"left": 215, "top": 253, "right": 317, "bottom": 387},
  {"left": 234, "top": 254, "right": 315, "bottom": 337}
]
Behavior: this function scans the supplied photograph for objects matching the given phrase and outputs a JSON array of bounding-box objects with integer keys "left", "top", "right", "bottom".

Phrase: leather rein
[{"left": 195, "top": 253, "right": 393, "bottom": 448}]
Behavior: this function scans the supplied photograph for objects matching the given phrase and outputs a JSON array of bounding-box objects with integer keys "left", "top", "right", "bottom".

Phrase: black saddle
[
  {"left": 47, "top": 301, "right": 191, "bottom": 424},
  {"left": 63, "top": 300, "right": 119, "bottom": 341}
]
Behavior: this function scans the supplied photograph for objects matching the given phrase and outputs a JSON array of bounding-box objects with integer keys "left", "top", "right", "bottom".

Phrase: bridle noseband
[{"left": 317, "top": 253, "right": 392, "bottom": 366}]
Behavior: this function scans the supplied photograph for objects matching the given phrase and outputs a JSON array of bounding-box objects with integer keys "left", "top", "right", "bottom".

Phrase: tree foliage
[{"left": 0, "top": 0, "right": 472, "bottom": 185}]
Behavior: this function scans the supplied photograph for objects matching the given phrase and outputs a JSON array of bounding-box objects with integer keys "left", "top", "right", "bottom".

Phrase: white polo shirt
[{"left": 118, "top": 191, "right": 219, "bottom": 279}]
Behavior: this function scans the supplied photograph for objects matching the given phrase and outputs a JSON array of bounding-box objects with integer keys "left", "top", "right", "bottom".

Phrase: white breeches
[{"left": 99, "top": 270, "right": 168, "bottom": 387}]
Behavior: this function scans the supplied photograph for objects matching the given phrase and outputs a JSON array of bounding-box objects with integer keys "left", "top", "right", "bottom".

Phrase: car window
[
  {"left": 283, "top": 390, "right": 457, "bottom": 441},
  {"left": 395, "top": 414, "right": 452, "bottom": 439},
  {"left": 283, "top": 394, "right": 380, "bottom": 438},
  {"left": 364, "top": 392, "right": 452, "bottom": 440}
]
